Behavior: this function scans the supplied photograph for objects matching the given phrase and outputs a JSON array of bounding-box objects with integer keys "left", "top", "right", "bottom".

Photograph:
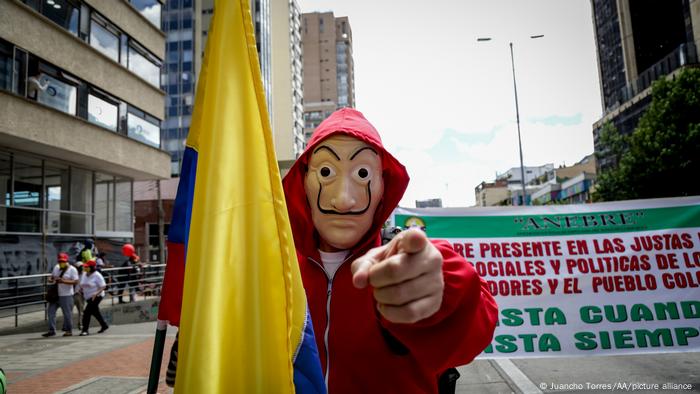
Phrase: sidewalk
[
  {"left": 1, "top": 319, "right": 521, "bottom": 394},
  {"left": 1, "top": 321, "right": 177, "bottom": 394}
]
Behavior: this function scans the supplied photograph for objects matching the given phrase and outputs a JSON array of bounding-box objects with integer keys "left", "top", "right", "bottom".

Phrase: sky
[{"left": 296, "top": 0, "right": 603, "bottom": 207}]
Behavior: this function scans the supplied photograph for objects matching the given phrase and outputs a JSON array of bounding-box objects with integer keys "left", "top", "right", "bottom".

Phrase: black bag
[
  {"left": 45, "top": 283, "right": 59, "bottom": 303},
  {"left": 45, "top": 268, "right": 66, "bottom": 303}
]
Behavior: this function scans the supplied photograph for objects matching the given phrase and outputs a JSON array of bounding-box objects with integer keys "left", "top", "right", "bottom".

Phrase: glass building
[
  {"left": 591, "top": 0, "right": 699, "bottom": 171},
  {"left": 161, "top": 0, "right": 195, "bottom": 176},
  {"left": 162, "top": 0, "right": 273, "bottom": 176}
]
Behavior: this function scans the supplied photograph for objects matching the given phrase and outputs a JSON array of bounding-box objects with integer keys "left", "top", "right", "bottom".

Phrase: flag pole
[{"left": 147, "top": 319, "right": 169, "bottom": 394}]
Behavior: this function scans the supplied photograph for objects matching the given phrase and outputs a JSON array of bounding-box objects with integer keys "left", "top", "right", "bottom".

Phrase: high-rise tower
[{"left": 301, "top": 11, "right": 355, "bottom": 141}]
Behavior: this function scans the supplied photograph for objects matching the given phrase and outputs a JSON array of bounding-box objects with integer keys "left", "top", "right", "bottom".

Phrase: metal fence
[{"left": 0, "top": 264, "right": 166, "bottom": 328}]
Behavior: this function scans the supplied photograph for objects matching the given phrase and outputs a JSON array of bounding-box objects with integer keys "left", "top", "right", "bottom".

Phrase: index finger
[
  {"left": 351, "top": 244, "right": 390, "bottom": 289},
  {"left": 395, "top": 228, "right": 428, "bottom": 255}
]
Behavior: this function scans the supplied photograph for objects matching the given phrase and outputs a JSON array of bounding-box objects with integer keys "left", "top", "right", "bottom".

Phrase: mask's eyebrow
[
  {"left": 350, "top": 146, "right": 378, "bottom": 160},
  {"left": 313, "top": 145, "right": 340, "bottom": 160}
]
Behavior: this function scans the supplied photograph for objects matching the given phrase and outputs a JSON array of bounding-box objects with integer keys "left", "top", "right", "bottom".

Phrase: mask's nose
[{"left": 330, "top": 177, "right": 357, "bottom": 212}]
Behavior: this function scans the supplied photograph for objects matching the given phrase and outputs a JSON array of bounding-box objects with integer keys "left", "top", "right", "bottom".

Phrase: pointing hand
[{"left": 351, "top": 228, "right": 444, "bottom": 324}]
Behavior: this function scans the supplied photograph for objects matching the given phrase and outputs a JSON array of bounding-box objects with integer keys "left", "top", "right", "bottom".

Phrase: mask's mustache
[{"left": 317, "top": 181, "right": 372, "bottom": 216}]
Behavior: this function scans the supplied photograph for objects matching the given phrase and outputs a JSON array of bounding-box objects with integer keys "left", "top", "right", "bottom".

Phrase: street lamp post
[
  {"left": 509, "top": 42, "right": 527, "bottom": 206},
  {"left": 478, "top": 35, "right": 543, "bottom": 205}
]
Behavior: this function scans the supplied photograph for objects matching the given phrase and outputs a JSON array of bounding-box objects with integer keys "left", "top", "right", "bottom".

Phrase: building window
[
  {"left": 26, "top": 0, "right": 80, "bottom": 36},
  {"left": 95, "top": 173, "right": 113, "bottom": 232},
  {"left": 87, "top": 90, "right": 119, "bottom": 131},
  {"left": 0, "top": 150, "right": 133, "bottom": 237},
  {"left": 114, "top": 179, "right": 132, "bottom": 232},
  {"left": 147, "top": 222, "right": 169, "bottom": 261},
  {"left": 0, "top": 41, "right": 12, "bottom": 91},
  {"left": 130, "top": 0, "right": 162, "bottom": 28},
  {"left": 44, "top": 164, "right": 93, "bottom": 235},
  {"left": 3, "top": 153, "right": 42, "bottom": 233},
  {"left": 31, "top": 73, "right": 78, "bottom": 116},
  {"left": 127, "top": 109, "right": 161, "bottom": 148},
  {"left": 90, "top": 16, "right": 120, "bottom": 62},
  {"left": 128, "top": 43, "right": 161, "bottom": 87},
  {"left": 95, "top": 174, "right": 132, "bottom": 234}
]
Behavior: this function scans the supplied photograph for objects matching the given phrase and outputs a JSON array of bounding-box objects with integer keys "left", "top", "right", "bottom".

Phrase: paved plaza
[{"left": 0, "top": 320, "right": 516, "bottom": 393}]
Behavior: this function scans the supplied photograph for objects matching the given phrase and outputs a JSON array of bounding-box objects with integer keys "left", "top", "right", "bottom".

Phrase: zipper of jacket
[
  {"left": 308, "top": 257, "right": 332, "bottom": 389},
  {"left": 308, "top": 253, "right": 356, "bottom": 391}
]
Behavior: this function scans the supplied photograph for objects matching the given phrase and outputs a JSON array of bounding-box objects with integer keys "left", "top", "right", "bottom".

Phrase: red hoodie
[{"left": 283, "top": 108, "right": 497, "bottom": 393}]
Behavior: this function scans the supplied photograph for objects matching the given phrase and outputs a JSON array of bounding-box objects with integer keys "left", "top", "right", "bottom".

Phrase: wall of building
[
  {"left": 555, "top": 155, "right": 597, "bottom": 180},
  {"left": 334, "top": 16, "right": 354, "bottom": 108},
  {"left": 0, "top": 0, "right": 164, "bottom": 119},
  {"left": 0, "top": 91, "right": 170, "bottom": 180},
  {"left": 302, "top": 12, "right": 338, "bottom": 105},
  {"left": 692, "top": 0, "right": 700, "bottom": 46},
  {"left": 271, "top": 0, "right": 299, "bottom": 169},
  {"left": 134, "top": 199, "right": 174, "bottom": 263},
  {"left": 301, "top": 11, "right": 355, "bottom": 140},
  {"left": 476, "top": 186, "right": 510, "bottom": 207},
  {"left": 85, "top": 0, "right": 165, "bottom": 60},
  {"left": 0, "top": 0, "right": 169, "bottom": 281}
]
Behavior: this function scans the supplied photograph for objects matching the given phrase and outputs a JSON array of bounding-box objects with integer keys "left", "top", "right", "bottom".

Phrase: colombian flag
[{"left": 157, "top": 0, "right": 325, "bottom": 392}]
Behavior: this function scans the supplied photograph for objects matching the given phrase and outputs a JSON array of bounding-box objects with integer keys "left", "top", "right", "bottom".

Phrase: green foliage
[
  {"left": 593, "top": 122, "right": 631, "bottom": 201},
  {"left": 593, "top": 68, "right": 700, "bottom": 201}
]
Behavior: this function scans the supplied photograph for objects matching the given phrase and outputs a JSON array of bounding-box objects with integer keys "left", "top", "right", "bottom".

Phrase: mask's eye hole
[
  {"left": 353, "top": 166, "right": 371, "bottom": 181},
  {"left": 319, "top": 166, "right": 335, "bottom": 178}
]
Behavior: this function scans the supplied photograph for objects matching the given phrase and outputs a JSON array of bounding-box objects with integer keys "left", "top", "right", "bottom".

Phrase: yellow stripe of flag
[{"left": 175, "top": 0, "right": 306, "bottom": 391}]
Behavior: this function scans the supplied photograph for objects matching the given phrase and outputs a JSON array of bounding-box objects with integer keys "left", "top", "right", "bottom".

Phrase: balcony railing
[{"left": 606, "top": 41, "right": 698, "bottom": 112}]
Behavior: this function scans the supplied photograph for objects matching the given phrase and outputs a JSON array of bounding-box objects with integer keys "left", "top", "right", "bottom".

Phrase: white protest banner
[{"left": 393, "top": 196, "right": 700, "bottom": 358}]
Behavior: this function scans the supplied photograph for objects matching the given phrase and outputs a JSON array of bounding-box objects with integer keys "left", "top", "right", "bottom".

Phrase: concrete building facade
[
  {"left": 474, "top": 180, "right": 510, "bottom": 207},
  {"left": 271, "top": 0, "right": 305, "bottom": 173},
  {"left": 591, "top": 0, "right": 700, "bottom": 171},
  {"left": 301, "top": 11, "right": 355, "bottom": 140},
  {"left": 0, "top": 0, "right": 169, "bottom": 277}
]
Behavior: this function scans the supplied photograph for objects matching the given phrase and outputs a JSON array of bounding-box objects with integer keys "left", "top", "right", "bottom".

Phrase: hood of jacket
[{"left": 282, "top": 108, "right": 410, "bottom": 259}]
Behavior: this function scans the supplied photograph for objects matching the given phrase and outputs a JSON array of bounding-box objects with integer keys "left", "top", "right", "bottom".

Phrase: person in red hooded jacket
[{"left": 282, "top": 108, "right": 498, "bottom": 393}]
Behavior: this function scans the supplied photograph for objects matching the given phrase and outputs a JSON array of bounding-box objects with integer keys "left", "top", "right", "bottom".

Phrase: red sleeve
[{"left": 380, "top": 240, "right": 498, "bottom": 371}]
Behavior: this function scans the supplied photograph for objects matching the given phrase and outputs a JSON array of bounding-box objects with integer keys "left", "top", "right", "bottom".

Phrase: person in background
[
  {"left": 42, "top": 253, "right": 79, "bottom": 337},
  {"left": 77, "top": 239, "right": 96, "bottom": 264},
  {"left": 95, "top": 252, "right": 113, "bottom": 271},
  {"left": 79, "top": 259, "right": 109, "bottom": 336},
  {"left": 118, "top": 244, "right": 142, "bottom": 304}
]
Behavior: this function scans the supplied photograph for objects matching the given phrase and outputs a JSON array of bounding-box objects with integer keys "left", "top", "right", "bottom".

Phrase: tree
[
  {"left": 593, "top": 121, "right": 631, "bottom": 201},
  {"left": 593, "top": 68, "right": 700, "bottom": 201}
]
